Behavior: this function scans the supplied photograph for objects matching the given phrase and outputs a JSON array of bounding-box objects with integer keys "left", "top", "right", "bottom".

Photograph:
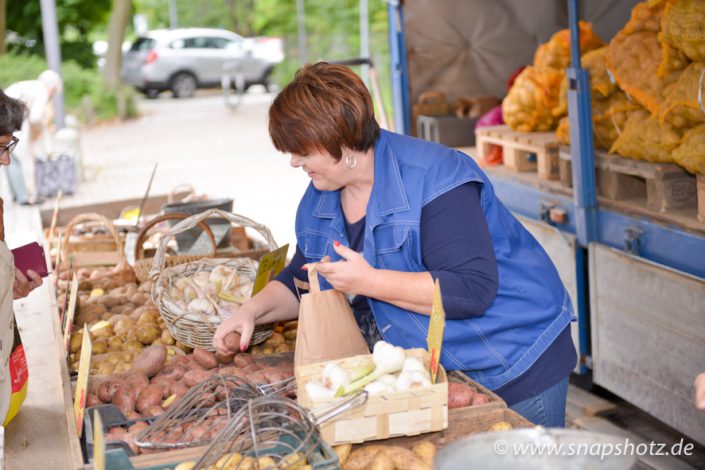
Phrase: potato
[
  {"left": 264, "top": 332, "right": 285, "bottom": 348},
  {"left": 69, "top": 332, "right": 83, "bottom": 354},
  {"left": 183, "top": 369, "right": 215, "bottom": 387},
  {"left": 144, "top": 405, "right": 165, "bottom": 417},
  {"left": 131, "top": 344, "right": 167, "bottom": 377},
  {"left": 489, "top": 421, "right": 514, "bottom": 431},
  {"left": 130, "top": 292, "right": 148, "bottom": 306},
  {"left": 128, "top": 421, "right": 149, "bottom": 434},
  {"left": 96, "top": 361, "right": 115, "bottom": 376},
  {"left": 448, "top": 382, "right": 475, "bottom": 409},
  {"left": 263, "top": 368, "right": 291, "bottom": 385},
  {"left": 108, "top": 336, "right": 124, "bottom": 351},
  {"left": 223, "top": 331, "right": 241, "bottom": 353},
  {"left": 97, "top": 295, "right": 125, "bottom": 308},
  {"left": 80, "top": 303, "right": 108, "bottom": 318},
  {"left": 170, "top": 382, "right": 190, "bottom": 398},
  {"left": 244, "top": 371, "right": 267, "bottom": 385},
  {"left": 232, "top": 353, "right": 255, "bottom": 368},
  {"left": 256, "top": 457, "right": 277, "bottom": 468},
  {"left": 113, "top": 387, "right": 136, "bottom": 415},
  {"left": 86, "top": 394, "right": 102, "bottom": 407},
  {"left": 136, "top": 385, "right": 164, "bottom": 413},
  {"left": 90, "top": 322, "right": 114, "bottom": 339},
  {"left": 136, "top": 323, "right": 161, "bottom": 345},
  {"left": 160, "top": 329, "right": 175, "bottom": 345},
  {"left": 114, "top": 361, "right": 131, "bottom": 374},
  {"left": 411, "top": 441, "right": 436, "bottom": 466},
  {"left": 93, "top": 338, "right": 109, "bottom": 355},
  {"left": 175, "top": 341, "right": 193, "bottom": 354},
  {"left": 97, "top": 379, "right": 129, "bottom": 403},
  {"left": 215, "top": 351, "right": 234, "bottom": 364},
  {"left": 154, "top": 365, "right": 187, "bottom": 382},
  {"left": 193, "top": 349, "right": 218, "bottom": 369},
  {"left": 472, "top": 393, "right": 490, "bottom": 405},
  {"left": 370, "top": 451, "right": 394, "bottom": 470},
  {"left": 215, "top": 453, "right": 242, "bottom": 469},
  {"left": 137, "top": 310, "right": 160, "bottom": 326},
  {"left": 218, "top": 366, "right": 242, "bottom": 376},
  {"left": 121, "top": 372, "right": 150, "bottom": 396},
  {"left": 107, "top": 426, "right": 127, "bottom": 440},
  {"left": 123, "top": 339, "right": 144, "bottom": 354},
  {"left": 334, "top": 444, "right": 352, "bottom": 466},
  {"left": 274, "top": 343, "right": 291, "bottom": 353},
  {"left": 174, "top": 462, "right": 196, "bottom": 470},
  {"left": 114, "top": 317, "right": 137, "bottom": 336},
  {"left": 119, "top": 432, "right": 140, "bottom": 455},
  {"left": 283, "top": 330, "right": 297, "bottom": 341}
]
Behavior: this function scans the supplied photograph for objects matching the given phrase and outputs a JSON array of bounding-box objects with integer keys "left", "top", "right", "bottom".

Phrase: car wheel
[{"left": 171, "top": 72, "right": 197, "bottom": 98}]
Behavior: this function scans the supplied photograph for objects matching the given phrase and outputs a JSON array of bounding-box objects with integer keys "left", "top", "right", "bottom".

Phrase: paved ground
[{"left": 46, "top": 88, "right": 310, "bottom": 249}]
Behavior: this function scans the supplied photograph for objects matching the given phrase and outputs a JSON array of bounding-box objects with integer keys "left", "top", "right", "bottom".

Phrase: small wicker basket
[{"left": 151, "top": 209, "right": 278, "bottom": 350}]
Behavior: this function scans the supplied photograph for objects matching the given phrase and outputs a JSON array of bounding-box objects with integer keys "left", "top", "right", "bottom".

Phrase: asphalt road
[{"left": 76, "top": 88, "right": 310, "bottom": 249}]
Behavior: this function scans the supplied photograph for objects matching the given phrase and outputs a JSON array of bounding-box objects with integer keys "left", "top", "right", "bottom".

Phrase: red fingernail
[
  {"left": 334, "top": 240, "right": 340, "bottom": 247},
  {"left": 241, "top": 344, "right": 248, "bottom": 352},
  {"left": 302, "top": 265, "right": 308, "bottom": 271}
]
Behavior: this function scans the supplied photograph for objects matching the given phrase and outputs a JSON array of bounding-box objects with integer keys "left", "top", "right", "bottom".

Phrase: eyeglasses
[{"left": 0, "top": 136, "right": 18, "bottom": 156}]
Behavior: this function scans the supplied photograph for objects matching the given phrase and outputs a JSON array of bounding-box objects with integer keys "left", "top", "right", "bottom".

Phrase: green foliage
[
  {"left": 6, "top": 0, "right": 111, "bottom": 66},
  {"left": 0, "top": 54, "right": 138, "bottom": 122}
]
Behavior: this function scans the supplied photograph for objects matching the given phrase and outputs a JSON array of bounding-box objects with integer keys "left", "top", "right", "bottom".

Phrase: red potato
[
  {"left": 448, "top": 382, "right": 476, "bottom": 409},
  {"left": 128, "top": 421, "right": 149, "bottom": 434},
  {"left": 136, "top": 385, "right": 164, "bottom": 413},
  {"left": 193, "top": 348, "right": 218, "bottom": 369},
  {"left": 472, "top": 393, "right": 490, "bottom": 405},
  {"left": 120, "top": 432, "right": 140, "bottom": 455},
  {"left": 150, "top": 376, "right": 175, "bottom": 398},
  {"left": 215, "top": 351, "right": 235, "bottom": 364},
  {"left": 86, "top": 394, "right": 102, "bottom": 407},
  {"left": 244, "top": 370, "right": 268, "bottom": 385},
  {"left": 183, "top": 369, "right": 215, "bottom": 387},
  {"left": 263, "top": 368, "right": 292, "bottom": 385},
  {"left": 233, "top": 353, "right": 255, "bottom": 368},
  {"left": 170, "top": 382, "right": 190, "bottom": 398},
  {"left": 217, "top": 366, "right": 243, "bottom": 376},
  {"left": 223, "top": 332, "right": 241, "bottom": 353},
  {"left": 125, "top": 411, "right": 142, "bottom": 420},
  {"left": 97, "top": 379, "right": 129, "bottom": 403},
  {"left": 131, "top": 344, "right": 167, "bottom": 377},
  {"left": 121, "top": 372, "right": 150, "bottom": 396},
  {"left": 144, "top": 405, "right": 165, "bottom": 417},
  {"left": 154, "top": 365, "right": 187, "bottom": 382},
  {"left": 112, "top": 387, "right": 136, "bottom": 416},
  {"left": 107, "top": 427, "right": 127, "bottom": 441}
]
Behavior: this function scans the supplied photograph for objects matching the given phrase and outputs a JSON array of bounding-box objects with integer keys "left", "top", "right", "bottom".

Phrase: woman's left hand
[
  {"left": 312, "top": 242, "right": 377, "bottom": 296},
  {"left": 13, "top": 268, "right": 43, "bottom": 299}
]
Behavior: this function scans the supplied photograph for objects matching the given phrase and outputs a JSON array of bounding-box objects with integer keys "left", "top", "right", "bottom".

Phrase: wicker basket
[
  {"left": 133, "top": 212, "right": 217, "bottom": 283},
  {"left": 59, "top": 213, "right": 124, "bottom": 268},
  {"left": 151, "top": 209, "right": 278, "bottom": 351}
]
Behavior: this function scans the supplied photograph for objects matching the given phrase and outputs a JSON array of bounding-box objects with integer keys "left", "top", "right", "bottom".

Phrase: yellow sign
[
  {"left": 74, "top": 326, "right": 92, "bottom": 435},
  {"left": 63, "top": 275, "right": 79, "bottom": 355},
  {"left": 427, "top": 279, "right": 446, "bottom": 384},
  {"left": 93, "top": 410, "right": 106, "bottom": 470},
  {"left": 252, "top": 244, "right": 289, "bottom": 296}
]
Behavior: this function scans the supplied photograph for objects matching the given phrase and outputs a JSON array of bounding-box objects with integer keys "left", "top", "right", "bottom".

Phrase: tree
[{"left": 103, "top": 0, "right": 132, "bottom": 88}]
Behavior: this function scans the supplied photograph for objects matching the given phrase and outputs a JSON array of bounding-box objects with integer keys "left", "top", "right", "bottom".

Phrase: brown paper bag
[{"left": 294, "top": 263, "right": 369, "bottom": 368}]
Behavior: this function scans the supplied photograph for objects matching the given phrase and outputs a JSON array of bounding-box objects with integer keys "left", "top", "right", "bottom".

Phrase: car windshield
[{"left": 130, "top": 37, "right": 155, "bottom": 52}]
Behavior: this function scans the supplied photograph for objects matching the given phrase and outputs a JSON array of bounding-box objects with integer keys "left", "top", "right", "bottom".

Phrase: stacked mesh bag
[
  {"left": 502, "top": 21, "right": 604, "bottom": 132},
  {"left": 559, "top": 0, "right": 705, "bottom": 174}
]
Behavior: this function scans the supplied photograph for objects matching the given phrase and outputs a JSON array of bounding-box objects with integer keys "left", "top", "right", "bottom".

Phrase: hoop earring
[{"left": 345, "top": 154, "right": 358, "bottom": 169}]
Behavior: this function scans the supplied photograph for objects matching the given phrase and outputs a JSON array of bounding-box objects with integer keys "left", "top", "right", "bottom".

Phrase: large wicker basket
[
  {"left": 151, "top": 209, "right": 278, "bottom": 351},
  {"left": 133, "top": 212, "right": 217, "bottom": 283}
]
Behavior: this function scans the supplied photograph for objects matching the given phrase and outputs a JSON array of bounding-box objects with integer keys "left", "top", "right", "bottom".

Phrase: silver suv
[{"left": 122, "top": 28, "right": 282, "bottom": 98}]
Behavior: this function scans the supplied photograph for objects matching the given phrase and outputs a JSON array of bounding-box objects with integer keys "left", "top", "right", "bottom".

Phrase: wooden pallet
[
  {"left": 559, "top": 148, "right": 699, "bottom": 213},
  {"left": 476, "top": 125, "right": 560, "bottom": 180},
  {"left": 698, "top": 174, "right": 705, "bottom": 222}
]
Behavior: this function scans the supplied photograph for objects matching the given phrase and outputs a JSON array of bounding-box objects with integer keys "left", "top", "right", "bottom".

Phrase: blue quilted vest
[{"left": 294, "top": 130, "right": 575, "bottom": 389}]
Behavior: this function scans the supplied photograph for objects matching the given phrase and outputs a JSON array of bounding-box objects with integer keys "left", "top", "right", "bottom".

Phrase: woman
[
  {"left": 0, "top": 88, "right": 44, "bottom": 425},
  {"left": 214, "top": 63, "right": 576, "bottom": 427}
]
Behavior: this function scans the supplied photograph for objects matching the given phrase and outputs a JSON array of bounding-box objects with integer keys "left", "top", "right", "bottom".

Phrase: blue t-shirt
[{"left": 276, "top": 182, "right": 576, "bottom": 405}]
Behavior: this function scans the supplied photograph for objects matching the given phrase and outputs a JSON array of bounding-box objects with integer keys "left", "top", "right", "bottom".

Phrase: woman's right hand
[{"left": 213, "top": 306, "right": 256, "bottom": 355}]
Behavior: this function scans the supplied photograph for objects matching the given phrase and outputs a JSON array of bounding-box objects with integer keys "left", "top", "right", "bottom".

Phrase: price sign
[
  {"left": 74, "top": 326, "right": 92, "bottom": 435},
  {"left": 63, "top": 274, "right": 79, "bottom": 355},
  {"left": 426, "top": 279, "right": 446, "bottom": 384},
  {"left": 93, "top": 410, "right": 105, "bottom": 470},
  {"left": 252, "top": 244, "right": 289, "bottom": 296}
]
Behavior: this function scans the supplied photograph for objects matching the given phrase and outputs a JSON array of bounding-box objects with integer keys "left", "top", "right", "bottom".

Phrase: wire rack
[
  {"left": 192, "top": 391, "right": 368, "bottom": 470},
  {"left": 134, "top": 374, "right": 263, "bottom": 450}
]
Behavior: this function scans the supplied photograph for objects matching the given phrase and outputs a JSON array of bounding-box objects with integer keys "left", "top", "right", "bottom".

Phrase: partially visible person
[
  {"left": 5, "top": 70, "right": 63, "bottom": 205},
  {"left": 0, "top": 88, "right": 43, "bottom": 425},
  {"left": 695, "top": 373, "right": 705, "bottom": 410}
]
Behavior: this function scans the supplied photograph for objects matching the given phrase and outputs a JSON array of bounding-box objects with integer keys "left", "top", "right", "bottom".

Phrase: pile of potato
[
  {"left": 249, "top": 321, "right": 297, "bottom": 355},
  {"left": 447, "top": 382, "right": 491, "bottom": 408},
  {"left": 89, "top": 343, "right": 294, "bottom": 455},
  {"left": 340, "top": 441, "right": 436, "bottom": 470}
]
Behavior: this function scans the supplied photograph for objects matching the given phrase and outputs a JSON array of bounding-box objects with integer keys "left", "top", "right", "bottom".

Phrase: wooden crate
[
  {"left": 296, "top": 349, "right": 448, "bottom": 446},
  {"left": 475, "top": 125, "right": 560, "bottom": 180}
]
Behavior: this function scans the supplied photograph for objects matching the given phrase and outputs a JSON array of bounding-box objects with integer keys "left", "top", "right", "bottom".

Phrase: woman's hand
[
  {"left": 13, "top": 269, "right": 42, "bottom": 299},
  {"left": 213, "top": 305, "right": 257, "bottom": 355},
  {"left": 313, "top": 241, "right": 378, "bottom": 296},
  {"left": 695, "top": 373, "right": 705, "bottom": 410}
]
